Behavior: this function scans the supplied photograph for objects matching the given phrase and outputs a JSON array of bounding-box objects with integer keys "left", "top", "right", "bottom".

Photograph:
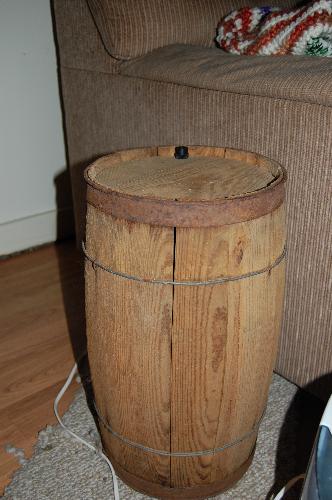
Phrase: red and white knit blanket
[{"left": 216, "top": 0, "right": 332, "bottom": 56}]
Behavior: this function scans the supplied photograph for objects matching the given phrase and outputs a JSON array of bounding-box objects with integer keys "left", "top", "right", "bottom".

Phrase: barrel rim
[{"left": 84, "top": 146, "right": 286, "bottom": 227}]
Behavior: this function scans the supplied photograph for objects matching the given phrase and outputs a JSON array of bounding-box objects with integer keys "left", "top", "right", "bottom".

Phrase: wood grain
[
  {"left": 86, "top": 146, "right": 285, "bottom": 228},
  {"left": 85, "top": 207, "right": 173, "bottom": 485},
  {"left": 0, "top": 242, "right": 82, "bottom": 494},
  {"left": 170, "top": 205, "right": 285, "bottom": 487},
  {"left": 84, "top": 145, "right": 286, "bottom": 496},
  {"left": 93, "top": 156, "right": 275, "bottom": 201}
]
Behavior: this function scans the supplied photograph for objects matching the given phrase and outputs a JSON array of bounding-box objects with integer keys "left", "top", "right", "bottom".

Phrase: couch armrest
[{"left": 52, "top": 0, "right": 120, "bottom": 74}]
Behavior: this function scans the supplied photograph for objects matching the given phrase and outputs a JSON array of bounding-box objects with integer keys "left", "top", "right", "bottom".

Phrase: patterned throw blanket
[{"left": 216, "top": 0, "right": 332, "bottom": 56}]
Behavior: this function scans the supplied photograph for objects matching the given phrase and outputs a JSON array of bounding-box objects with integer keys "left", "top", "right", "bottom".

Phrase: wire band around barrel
[
  {"left": 82, "top": 241, "right": 286, "bottom": 286},
  {"left": 94, "top": 401, "right": 265, "bottom": 457}
]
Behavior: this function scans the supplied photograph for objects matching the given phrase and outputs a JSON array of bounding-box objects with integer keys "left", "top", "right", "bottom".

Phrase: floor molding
[{"left": 0, "top": 207, "right": 74, "bottom": 255}]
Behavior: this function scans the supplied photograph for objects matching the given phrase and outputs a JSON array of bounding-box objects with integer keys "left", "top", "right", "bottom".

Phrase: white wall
[{"left": 0, "top": 0, "right": 72, "bottom": 255}]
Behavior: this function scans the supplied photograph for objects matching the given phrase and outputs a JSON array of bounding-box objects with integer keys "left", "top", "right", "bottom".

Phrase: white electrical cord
[
  {"left": 272, "top": 474, "right": 305, "bottom": 500},
  {"left": 54, "top": 362, "right": 120, "bottom": 500}
]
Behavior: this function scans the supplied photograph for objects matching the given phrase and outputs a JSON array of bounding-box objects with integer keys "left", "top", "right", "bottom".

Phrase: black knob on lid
[{"left": 174, "top": 146, "right": 189, "bottom": 159}]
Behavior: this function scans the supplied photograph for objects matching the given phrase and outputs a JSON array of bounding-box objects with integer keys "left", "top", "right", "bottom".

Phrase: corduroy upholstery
[
  {"left": 121, "top": 44, "right": 332, "bottom": 106},
  {"left": 53, "top": 0, "right": 332, "bottom": 398},
  {"left": 87, "top": 0, "right": 294, "bottom": 59}
]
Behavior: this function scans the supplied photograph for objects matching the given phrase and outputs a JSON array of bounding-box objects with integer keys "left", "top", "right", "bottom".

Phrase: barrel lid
[{"left": 85, "top": 146, "right": 286, "bottom": 227}]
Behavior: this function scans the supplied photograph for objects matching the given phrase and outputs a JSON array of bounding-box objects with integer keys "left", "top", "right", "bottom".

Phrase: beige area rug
[{"left": 3, "top": 374, "right": 324, "bottom": 500}]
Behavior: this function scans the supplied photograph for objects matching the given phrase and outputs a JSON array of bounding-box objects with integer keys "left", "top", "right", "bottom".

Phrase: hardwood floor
[{"left": 0, "top": 240, "right": 86, "bottom": 494}]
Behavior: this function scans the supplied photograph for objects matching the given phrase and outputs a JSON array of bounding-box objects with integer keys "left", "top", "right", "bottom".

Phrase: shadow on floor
[
  {"left": 266, "top": 374, "right": 331, "bottom": 499},
  {"left": 53, "top": 238, "right": 97, "bottom": 416},
  {"left": 53, "top": 239, "right": 86, "bottom": 360},
  {"left": 53, "top": 166, "right": 86, "bottom": 364},
  {"left": 54, "top": 239, "right": 100, "bottom": 435}
]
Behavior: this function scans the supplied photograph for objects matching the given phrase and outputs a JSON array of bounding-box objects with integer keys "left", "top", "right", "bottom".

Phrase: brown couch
[{"left": 53, "top": 0, "right": 332, "bottom": 398}]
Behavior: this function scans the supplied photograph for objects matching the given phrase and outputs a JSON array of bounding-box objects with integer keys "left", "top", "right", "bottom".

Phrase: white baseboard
[{"left": 0, "top": 207, "right": 74, "bottom": 256}]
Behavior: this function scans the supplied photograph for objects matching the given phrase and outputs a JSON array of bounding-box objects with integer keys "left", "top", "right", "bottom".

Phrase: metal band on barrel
[
  {"left": 94, "top": 401, "right": 264, "bottom": 457},
  {"left": 82, "top": 241, "right": 286, "bottom": 287}
]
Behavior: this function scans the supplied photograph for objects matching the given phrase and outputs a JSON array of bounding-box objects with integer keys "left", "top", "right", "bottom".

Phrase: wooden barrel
[{"left": 84, "top": 146, "right": 286, "bottom": 499}]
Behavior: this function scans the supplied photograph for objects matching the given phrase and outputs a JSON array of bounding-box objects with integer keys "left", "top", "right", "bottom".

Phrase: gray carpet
[{"left": 3, "top": 374, "right": 321, "bottom": 500}]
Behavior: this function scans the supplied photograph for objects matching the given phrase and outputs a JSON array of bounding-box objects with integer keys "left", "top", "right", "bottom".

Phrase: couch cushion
[
  {"left": 120, "top": 44, "right": 332, "bottom": 107},
  {"left": 87, "top": 0, "right": 296, "bottom": 60}
]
